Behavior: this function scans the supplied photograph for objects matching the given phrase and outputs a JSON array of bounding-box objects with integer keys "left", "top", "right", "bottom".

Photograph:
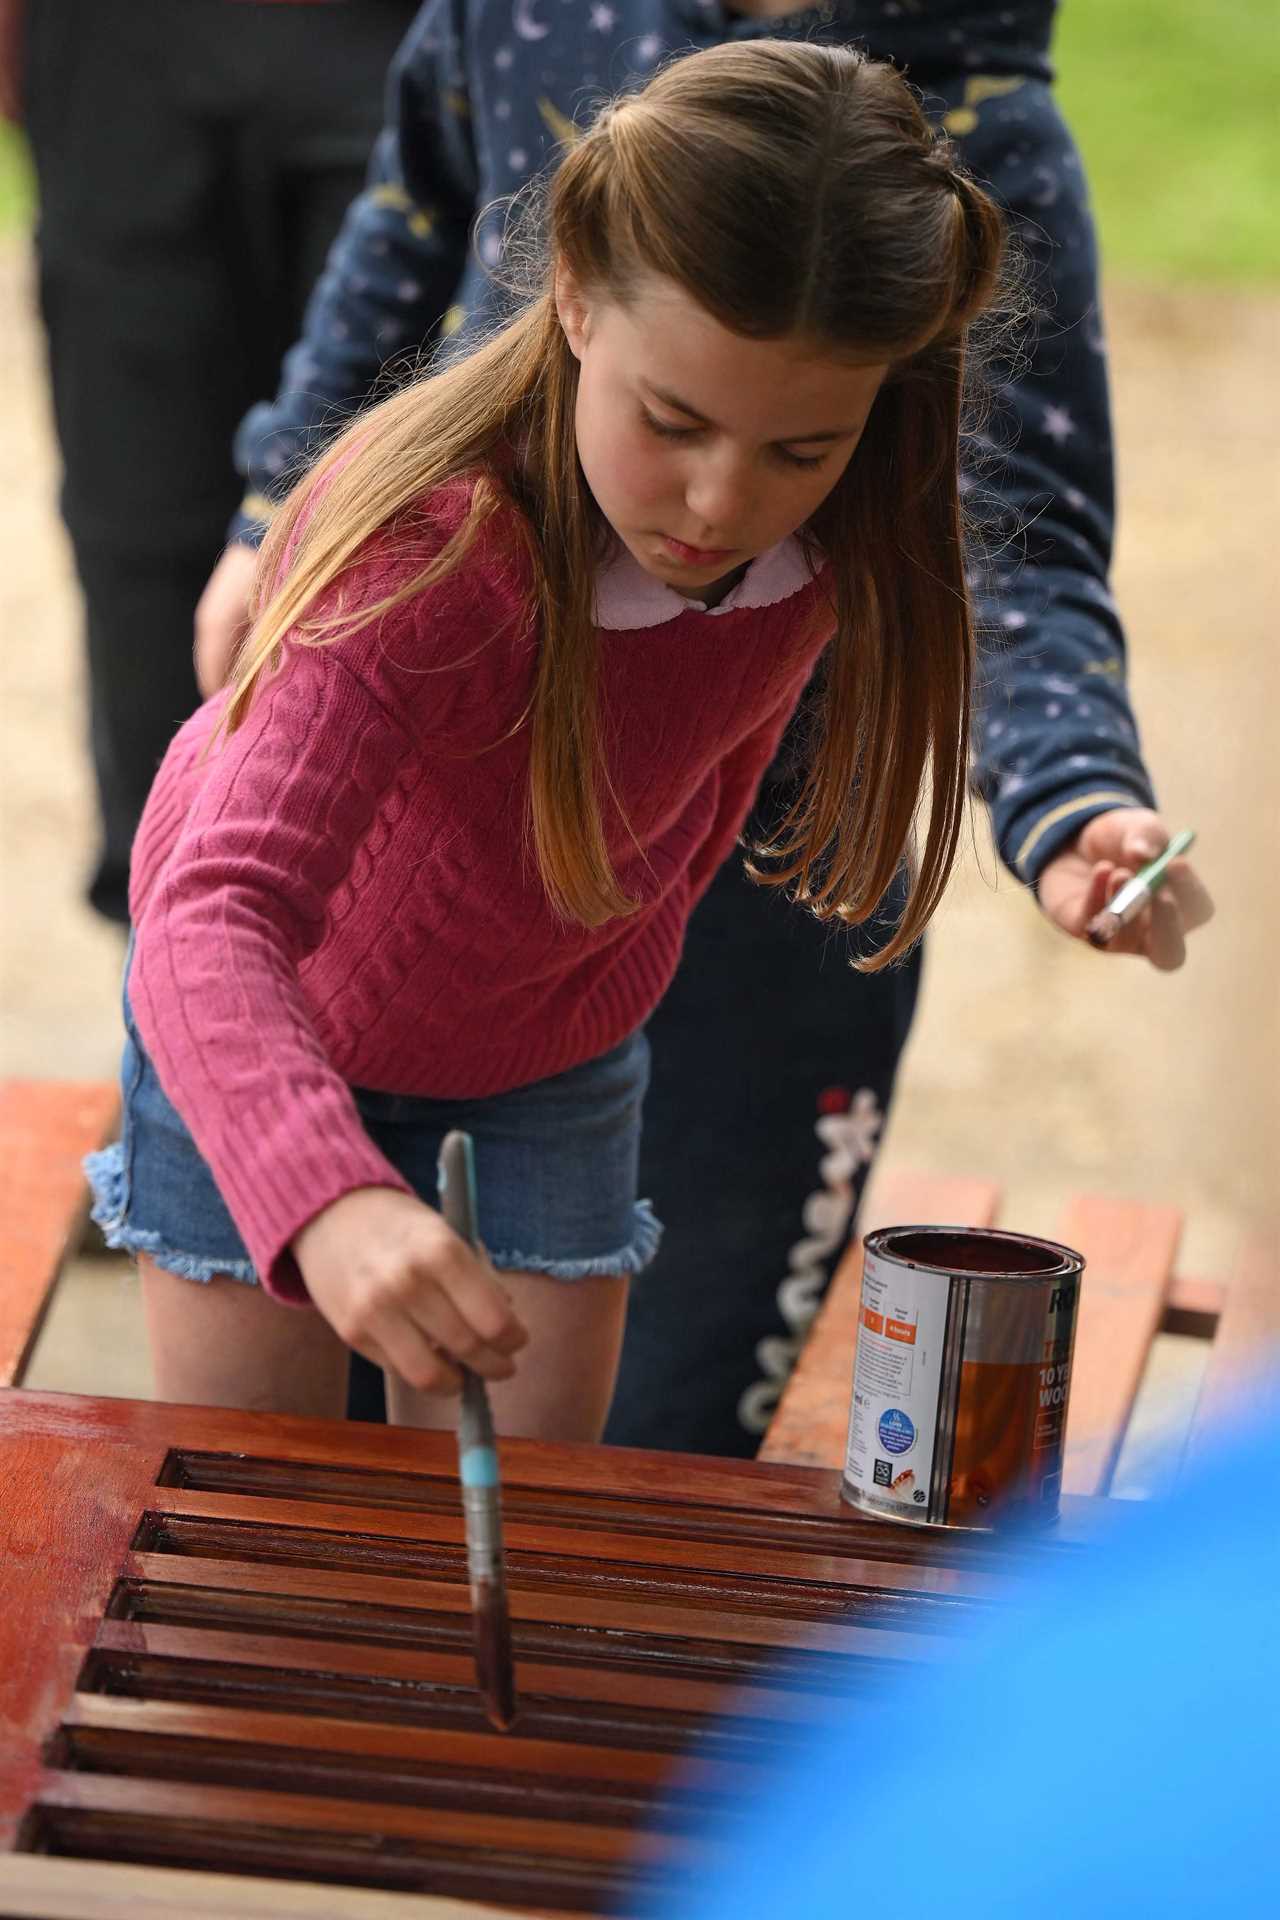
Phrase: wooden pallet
[
  {"left": 0, "top": 1389, "right": 1096, "bottom": 1918},
  {"left": 760, "top": 1167, "right": 1279, "bottom": 1492}
]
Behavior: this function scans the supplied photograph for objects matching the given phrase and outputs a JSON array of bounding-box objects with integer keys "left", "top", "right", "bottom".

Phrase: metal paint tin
[{"left": 842, "top": 1226, "right": 1084, "bottom": 1531}]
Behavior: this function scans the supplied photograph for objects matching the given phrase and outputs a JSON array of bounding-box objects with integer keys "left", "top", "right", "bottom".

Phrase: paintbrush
[
  {"left": 437, "top": 1128, "right": 518, "bottom": 1732},
  {"left": 1086, "top": 827, "right": 1197, "bottom": 950}
]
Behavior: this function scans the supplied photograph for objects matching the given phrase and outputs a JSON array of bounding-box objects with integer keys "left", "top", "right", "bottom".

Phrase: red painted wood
[
  {"left": 0, "top": 1388, "right": 1097, "bottom": 1913},
  {"left": 1060, "top": 1195, "right": 1183, "bottom": 1496},
  {"left": 760, "top": 1171, "right": 1003, "bottom": 1469},
  {"left": 88, "top": 1619, "right": 839, "bottom": 1725},
  {"left": 1188, "top": 1230, "right": 1280, "bottom": 1454},
  {"left": 0, "top": 1079, "right": 118, "bottom": 1385},
  {"left": 0, "top": 1417, "right": 163, "bottom": 1845}
]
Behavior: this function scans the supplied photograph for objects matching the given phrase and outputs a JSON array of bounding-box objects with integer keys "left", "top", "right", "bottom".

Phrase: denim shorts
[{"left": 86, "top": 976, "right": 661, "bottom": 1288}]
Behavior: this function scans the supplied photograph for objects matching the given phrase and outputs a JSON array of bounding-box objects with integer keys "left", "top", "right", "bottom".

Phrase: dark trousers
[
  {"left": 608, "top": 854, "right": 921, "bottom": 1456},
  {"left": 24, "top": 0, "right": 417, "bottom": 921}
]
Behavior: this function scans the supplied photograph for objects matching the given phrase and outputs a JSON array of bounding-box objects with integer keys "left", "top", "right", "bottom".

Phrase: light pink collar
[{"left": 594, "top": 536, "right": 817, "bottom": 632}]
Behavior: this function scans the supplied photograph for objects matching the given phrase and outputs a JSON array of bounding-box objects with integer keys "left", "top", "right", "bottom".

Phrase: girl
[{"left": 87, "top": 40, "right": 1005, "bottom": 1441}]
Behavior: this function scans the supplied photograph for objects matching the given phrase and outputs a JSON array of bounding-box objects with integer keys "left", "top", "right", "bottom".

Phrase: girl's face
[{"left": 557, "top": 268, "right": 888, "bottom": 601}]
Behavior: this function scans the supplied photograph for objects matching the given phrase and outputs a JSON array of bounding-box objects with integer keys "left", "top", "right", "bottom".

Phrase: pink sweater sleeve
[{"left": 129, "top": 647, "right": 419, "bottom": 1303}]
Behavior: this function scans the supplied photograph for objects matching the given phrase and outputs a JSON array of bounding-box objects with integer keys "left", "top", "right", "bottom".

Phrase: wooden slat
[
  {"left": 30, "top": 1771, "right": 704, "bottom": 1869},
  {"left": 1187, "top": 1229, "right": 1280, "bottom": 1457},
  {"left": 0, "top": 1852, "right": 524, "bottom": 1919},
  {"left": 1060, "top": 1195, "right": 1183, "bottom": 1497},
  {"left": 140, "top": 1482, "right": 1012, "bottom": 1597},
  {"left": 1162, "top": 1274, "right": 1226, "bottom": 1340},
  {"left": 0, "top": 1081, "right": 118, "bottom": 1386},
  {"left": 88, "top": 1620, "right": 840, "bottom": 1726},
  {"left": 122, "top": 1551, "right": 950, "bottom": 1662},
  {"left": 60, "top": 1694, "right": 757, "bottom": 1794},
  {"left": 759, "top": 1171, "right": 1003, "bottom": 1469}
]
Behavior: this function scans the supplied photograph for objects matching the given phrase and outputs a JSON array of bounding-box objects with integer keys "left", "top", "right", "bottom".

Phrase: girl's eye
[
  {"left": 774, "top": 446, "right": 828, "bottom": 471},
  {"left": 641, "top": 409, "right": 698, "bottom": 442},
  {"left": 641, "top": 409, "right": 828, "bottom": 471}
]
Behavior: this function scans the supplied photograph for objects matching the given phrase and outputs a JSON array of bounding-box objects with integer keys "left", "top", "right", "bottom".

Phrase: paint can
[{"left": 841, "top": 1226, "right": 1084, "bottom": 1531}]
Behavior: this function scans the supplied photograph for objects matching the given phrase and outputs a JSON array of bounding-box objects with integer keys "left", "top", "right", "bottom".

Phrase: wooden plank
[
  {"left": 88, "top": 1620, "right": 841, "bottom": 1726},
  {"left": 0, "top": 1852, "right": 524, "bottom": 1920},
  {"left": 140, "top": 1482, "right": 1012, "bottom": 1597},
  {"left": 1162, "top": 1275, "right": 1225, "bottom": 1340},
  {"left": 122, "top": 1551, "right": 950, "bottom": 1661},
  {"left": 1060, "top": 1195, "right": 1183, "bottom": 1498},
  {"left": 1187, "top": 1229, "right": 1280, "bottom": 1457},
  {"left": 60, "top": 1693, "right": 758, "bottom": 1794},
  {"left": 0, "top": 1081, "right": 118, "bottom": 1386},
  {"left": 759, "top": 1171, "right": 1003, "bottom": 1469},
  {"left": 31, "top": 1770, "right": 693, "bottom": 1869}
]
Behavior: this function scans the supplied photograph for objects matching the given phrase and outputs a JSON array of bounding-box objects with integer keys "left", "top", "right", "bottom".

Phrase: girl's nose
[{"left": 684, "top": 451, "right": 752, "bottom": 539}]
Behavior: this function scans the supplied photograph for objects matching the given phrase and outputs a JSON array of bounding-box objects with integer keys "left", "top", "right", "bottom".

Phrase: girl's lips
[{"left": 660, "top": 535, "right": 736, "bottom": 566}]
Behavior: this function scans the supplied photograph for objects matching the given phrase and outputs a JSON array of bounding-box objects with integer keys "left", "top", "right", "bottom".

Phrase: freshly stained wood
[
  {"left": 1, "top": 1388, "right": 1054, "bottom": 1913},
  {"left": 0, "top": 1079, "right": 118, "bottom": 1386},
  {"left": 759, "top": 1171, "right": 1003, "bottom": 1469},
  {"left": 0, "top": 1851, "right": 523, "bottom": 1919}
]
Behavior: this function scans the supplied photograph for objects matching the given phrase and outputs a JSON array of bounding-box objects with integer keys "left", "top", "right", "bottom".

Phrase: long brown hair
[{"left": 226, "top": 41, "right": 1006, "bottom": 967}]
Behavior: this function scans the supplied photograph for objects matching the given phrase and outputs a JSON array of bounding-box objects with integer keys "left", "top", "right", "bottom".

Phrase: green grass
[
  {"left": 0, "top": 121, "right": 33, "bottom": 235},
  {"left": 1, "top": 5, "right": 1277, "bottom": 281},
  {"left": 1055, "top": 0, "right": 1280, "bottom": 283}
]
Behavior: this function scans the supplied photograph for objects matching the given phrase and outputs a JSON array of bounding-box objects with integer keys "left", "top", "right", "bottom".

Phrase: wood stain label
[{"left": 842, "top": 1227, "right": 1083, "bottom": 1530}]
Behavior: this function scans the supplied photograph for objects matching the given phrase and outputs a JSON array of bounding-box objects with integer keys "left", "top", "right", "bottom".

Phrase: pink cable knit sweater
[{"left": 128, "top": 480, "right": 833, "bottom": 1298}]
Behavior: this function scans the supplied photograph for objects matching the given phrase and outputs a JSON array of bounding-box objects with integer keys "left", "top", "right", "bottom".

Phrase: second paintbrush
[
  {"left": 437, "top": 1128, "right": 518, "bottom": 1732},
  {"left": 1085, "top": 827, "right": 1197, "bottom": 949}
]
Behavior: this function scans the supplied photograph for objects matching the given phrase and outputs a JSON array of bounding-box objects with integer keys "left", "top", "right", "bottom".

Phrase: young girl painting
[{"left": 87, "top": 40, "right": 1005, "bottom": 1441}]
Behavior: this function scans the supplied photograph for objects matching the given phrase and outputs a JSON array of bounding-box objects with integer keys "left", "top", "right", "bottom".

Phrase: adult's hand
[
  {"left": 1037, "top": 808, "right": 1215, "bottom": 972},
  {"left": 293, "top": 1186, "right": 529, "bottom": 1395},
  {"left": 194, "top": 541, "right": 260, "bottom": 696}
]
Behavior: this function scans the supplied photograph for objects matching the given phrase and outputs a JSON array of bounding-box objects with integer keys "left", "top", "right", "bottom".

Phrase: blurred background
[{"left": 1, "top": 2, "right": 1276, "bottom": 1463}]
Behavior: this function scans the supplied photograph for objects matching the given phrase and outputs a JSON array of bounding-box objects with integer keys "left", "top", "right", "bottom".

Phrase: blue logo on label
[{"left": 878, "top": 1408, "right": 915, "bottom": 1455}]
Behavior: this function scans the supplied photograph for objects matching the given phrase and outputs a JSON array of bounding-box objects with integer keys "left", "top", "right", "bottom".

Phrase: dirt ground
[{"left": 2, "top": 244, "right": 1276, "bottom": 1296}]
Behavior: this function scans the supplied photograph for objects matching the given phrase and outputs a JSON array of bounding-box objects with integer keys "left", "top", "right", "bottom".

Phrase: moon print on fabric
[{"left": 513, "top": 0, "right": 550, "bottom": 42}]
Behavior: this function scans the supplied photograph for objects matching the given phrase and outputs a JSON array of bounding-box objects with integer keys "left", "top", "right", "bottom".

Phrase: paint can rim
[{"left": 863, "top": 1223, "right": 1085, "bottom": 1284}]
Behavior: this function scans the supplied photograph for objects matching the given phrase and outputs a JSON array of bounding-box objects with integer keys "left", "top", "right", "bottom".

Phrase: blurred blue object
[{"left": 654, "top": 1419, "right": 1280, "bottom": 1918}]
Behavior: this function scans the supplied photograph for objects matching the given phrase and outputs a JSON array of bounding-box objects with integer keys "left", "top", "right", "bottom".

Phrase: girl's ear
[{"left": 555, "top": 263, "right": 592, "bottom": 362}]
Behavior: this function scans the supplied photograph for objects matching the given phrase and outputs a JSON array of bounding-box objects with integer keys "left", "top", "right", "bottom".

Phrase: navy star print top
[{"left": 230, "top": 0, "right": 1156, "bottom": 884}]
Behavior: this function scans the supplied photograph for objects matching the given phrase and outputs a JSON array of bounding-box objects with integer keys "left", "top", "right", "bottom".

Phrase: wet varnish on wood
[{"left": 0, "top": 1390, "right": 1096, "bottom": 1914}]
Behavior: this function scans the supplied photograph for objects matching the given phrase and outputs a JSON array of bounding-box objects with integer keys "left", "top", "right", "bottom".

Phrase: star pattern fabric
[{"left": 230, "top": 0, "right": 1155, "bottom": 886}]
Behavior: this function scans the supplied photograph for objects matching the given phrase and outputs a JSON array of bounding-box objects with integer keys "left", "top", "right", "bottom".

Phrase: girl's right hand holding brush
[{"left": 292, "top": 1188, "right": 529, "bottom": 1393}]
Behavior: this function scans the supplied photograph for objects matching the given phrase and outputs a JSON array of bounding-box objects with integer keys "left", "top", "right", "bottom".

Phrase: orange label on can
[
  {"left": 861, "top": 1306, "right": 885, "bottom": 1334},
  {"left": 885, "top": 1318, "right": 917, "bottom": 1345}
]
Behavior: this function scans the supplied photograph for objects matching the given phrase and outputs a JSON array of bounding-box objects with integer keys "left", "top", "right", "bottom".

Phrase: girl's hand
[
  {"left": 194, "top": 542, "right": 259, "bottom": 697},
  {"left": 292, "top": 1187, "right": 529, "bottom": 1393},
  {"left": 1037, "top": 808, "right": 1215, "bottom": 972}
]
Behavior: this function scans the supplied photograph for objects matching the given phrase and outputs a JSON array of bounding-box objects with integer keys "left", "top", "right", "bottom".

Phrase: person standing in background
[
  {"left": 50, "top": 1, "right": 1215, "bottom": 1451},
  {"left": 5, "top": 0, "right": 419, "bottom": 925}
]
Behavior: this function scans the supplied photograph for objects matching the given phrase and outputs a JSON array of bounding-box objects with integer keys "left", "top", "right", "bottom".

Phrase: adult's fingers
[
  {"left": 1165, "top": 860, "right": 1216, "bottom": 934},
  {"left": 1144, "top": 888, "right": 1187, "bottom": 973}
]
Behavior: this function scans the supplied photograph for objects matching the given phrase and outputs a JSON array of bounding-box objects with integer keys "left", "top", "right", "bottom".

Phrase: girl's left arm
[{"left": 128, "top": 642, "right": 424, "bottom": 1305}]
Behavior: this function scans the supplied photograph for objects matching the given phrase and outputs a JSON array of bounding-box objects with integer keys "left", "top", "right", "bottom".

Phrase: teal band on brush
[{"left": 460, "top": 1445, "right": 500, "bottom": 1488}]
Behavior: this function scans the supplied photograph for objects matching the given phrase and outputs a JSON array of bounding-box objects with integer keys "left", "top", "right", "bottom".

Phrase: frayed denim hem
[
  {"left": 488, "top": 1199, "right": 663, "bottom": 1281},
  {"left": 82, "top": 1145, "right": 260, "bottom": 1287}
]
